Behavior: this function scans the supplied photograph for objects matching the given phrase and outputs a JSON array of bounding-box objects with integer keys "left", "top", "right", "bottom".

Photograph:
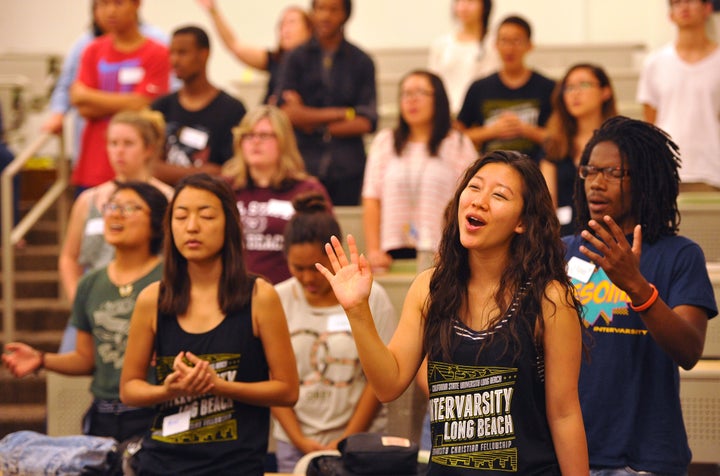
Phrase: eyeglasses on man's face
[
  {"left": 578, "top": 165, "right": 630, "bottom": 182},
  {"left": 102, "top": 202, "right": 147, "bottom": 217}
]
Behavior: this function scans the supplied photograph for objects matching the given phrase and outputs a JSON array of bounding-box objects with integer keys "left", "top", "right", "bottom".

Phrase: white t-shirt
[
  {"left": 637, "top": 43, "right": 720, "bottom": 188},
  {"left": 273, "top": 278, "right": 397, "bottom": 445},
  {"left": 428, "top": 32, "right": 500, "bottom": 115},
  {"left": 362, "top": 128, "right": 478, "bottom": 252}
]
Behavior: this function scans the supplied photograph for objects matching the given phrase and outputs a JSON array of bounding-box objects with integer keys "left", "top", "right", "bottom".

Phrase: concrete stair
[{"left": 0, "top": 181, "right": 70, "bottom": 439}]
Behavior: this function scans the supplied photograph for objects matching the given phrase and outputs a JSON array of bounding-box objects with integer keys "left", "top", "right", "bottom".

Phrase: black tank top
[
  {"left": 427, "top": 288, "right": 560, "bottom": 475},
  {"left": 134, "top": 279, "right": 269, "bottom": 476}
]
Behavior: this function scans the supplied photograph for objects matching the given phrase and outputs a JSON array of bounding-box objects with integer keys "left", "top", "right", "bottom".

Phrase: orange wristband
[{"left": 629, "top": 284, "right": 658, "bottom": 312}]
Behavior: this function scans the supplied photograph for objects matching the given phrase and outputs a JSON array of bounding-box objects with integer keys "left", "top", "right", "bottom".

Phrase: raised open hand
[
  {"left": 579, "top": 216, "right": 644, "bottom": 292},
  {"left": 315, "top": 234, "right": 373, "bottom": 311}
]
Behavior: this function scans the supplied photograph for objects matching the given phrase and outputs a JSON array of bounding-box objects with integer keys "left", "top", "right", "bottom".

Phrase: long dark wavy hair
[
  {"left": 393, "top": 70, "right": 451, "bottom": 157},
  {"left": 159, "top": 173, "right": 255, "bottom": 315},
  {"left": 573, "top": 116, "right": 681, "bottom": 243},
  {"left": 424, "top": 150, "right": 583, "bottom": 362},
  {"left": 544, "top": 63, "right": 617, "bottom": 161}
]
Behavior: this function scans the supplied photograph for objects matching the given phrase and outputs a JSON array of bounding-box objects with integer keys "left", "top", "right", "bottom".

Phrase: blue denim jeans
[{"left": 0, "top": 430, "right": 116, "bottom": 475}]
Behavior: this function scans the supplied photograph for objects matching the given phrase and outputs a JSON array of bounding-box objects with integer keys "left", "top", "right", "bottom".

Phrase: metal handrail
[{"left": 2, "top": 132, "right": 68, "bottom": 343}]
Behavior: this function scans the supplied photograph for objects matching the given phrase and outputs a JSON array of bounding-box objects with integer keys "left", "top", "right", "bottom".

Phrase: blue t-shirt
[{"left": 563, "top": 234, "right": 717, "bottom": 474}]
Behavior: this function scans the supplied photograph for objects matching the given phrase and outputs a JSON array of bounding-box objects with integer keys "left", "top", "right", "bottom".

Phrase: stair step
[
  {"left": 0, "top": 270, "right": 61, "bottom": 299},
  {"left": 0, "top": 368, "right": 46, "bottom": 405},
  {"left": 0, "top": 298, "right": 70, "bottom": 332},
  {"left": 0, "top": 403, "right": 47, "bottom": 439},
  {"left": 0, "top": 244, "right": 60, "bottom": 271}
]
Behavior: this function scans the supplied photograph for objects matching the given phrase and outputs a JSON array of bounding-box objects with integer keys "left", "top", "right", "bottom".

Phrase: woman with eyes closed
[
  {"left": 120, "top": 173, "right": 298, "bottom": 476},
  {"left": 3, "top": 182, "right": 168, "bottom": 442},
  {"left": 320, "top": 150, "right": 589, "bottom": 475},
  {"left": 222, "top": 105, "right": 331, "bottom": 284},
  {"left": 540, "top": 63, "right": 617, "bottom": 236},
  {"left": 362, "top": 70, "right": 477, "bottom": 274}
]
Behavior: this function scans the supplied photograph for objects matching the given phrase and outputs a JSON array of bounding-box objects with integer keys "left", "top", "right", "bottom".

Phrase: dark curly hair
[{"left": 573, "top": 116, "right": 681, "bottom": 243}]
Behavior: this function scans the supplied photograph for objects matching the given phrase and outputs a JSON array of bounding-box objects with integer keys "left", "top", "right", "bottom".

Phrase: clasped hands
[{"left": 164, "top": 351, "right": 218, "bottom": 398}]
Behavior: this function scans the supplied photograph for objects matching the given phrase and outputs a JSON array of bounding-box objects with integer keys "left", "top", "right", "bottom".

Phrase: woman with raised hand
[
  {"left": 120, "top": 173, "right": 298, "bottom": 476},
  {"left": 320, "top": 151, "right": 589, "bottom": 475},
  {"left": 540, "top": 63, "right": 617, "bottom": 236},
  {"left": 3, "top": 182, "right": 168, "bottom": 442},
  {"left": 197, "top": 0, "right": 312, "bottom": 104},
  {"left": 362, "top": 70, "right": 477, "bottom": 273},
  {"left": 272, "top": 192, "right": 397, "bottom": 472}
]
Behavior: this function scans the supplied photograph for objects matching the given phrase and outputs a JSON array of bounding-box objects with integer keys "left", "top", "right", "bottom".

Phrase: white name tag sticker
[
  {"left": 567, "top": 256, "right": 595, "bottom": 284},
  {"left": 84, "top": 217, "right": 105, "bottom": 236},
  {"left": 556, "top": 206, "right": 572, "bottom": 226},
  {"left": 162, "top": 410, "right": 192, "bottom": 437},
  {"left": 327, "top": 313, "right": 352, "bottom": 333},
  {"left": 179, "top": 127, "right": 209, "bottom": 150},
  {"left": 118, "top": 66, "right": 145, "bottom": 85},
  {"left": 266, "top": 199, "right": 294, "bottom": 220}
]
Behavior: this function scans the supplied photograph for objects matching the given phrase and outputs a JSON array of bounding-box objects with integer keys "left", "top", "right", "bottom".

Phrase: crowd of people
[{"left": 1, "top": 0, "right": 719, "bottom": 475}]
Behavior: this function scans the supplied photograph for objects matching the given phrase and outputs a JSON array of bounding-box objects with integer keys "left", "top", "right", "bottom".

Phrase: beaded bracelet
[{"left": 630, "top": 284, "right": 658, "bottom": 312}]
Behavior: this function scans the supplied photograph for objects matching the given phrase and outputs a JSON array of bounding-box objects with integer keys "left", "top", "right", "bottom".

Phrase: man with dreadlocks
[{"left": 564, "top": 116, "right": 717, "bottom": 476}]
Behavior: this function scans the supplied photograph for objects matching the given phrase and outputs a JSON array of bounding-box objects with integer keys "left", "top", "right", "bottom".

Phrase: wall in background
[{"left": 0, "top": 0, "right": 680, "bottom": 94}]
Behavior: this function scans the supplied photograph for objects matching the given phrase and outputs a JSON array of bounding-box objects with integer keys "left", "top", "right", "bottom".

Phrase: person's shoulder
[
  {"left": 252, "top": 277, "right": 281, "bottom": 305},
  {"left": 643, "top": 43, "right": 676, "bottom": 67},
  {"left": 562, "top": 233, "right": 583, "bottom": 251},
  {"left": 142, "top": 36, "right": 169, "bottom": 53},
  {"left": 531, "top": 70, "right": 557, "bottom": 87},
  {"left": 84, "top": 34, "right": 113, "bottom": 54},
  {"left": 151, "top": 91, "right": 178, "bottom": 111},
  {"left": 78, "top": 265, "right": 108, "bottom": 289},
  {"left": 215, "top": 90, "right": 247, "bottom": 114},
  {"left": 342, "top": 39, "right": 374, "bottom": 63},
  {"left": 372, "top": 128, "right": 395, "bottom": 145},
  {"left": 274, "top": 277, "right": 298, "bottom": 300}
]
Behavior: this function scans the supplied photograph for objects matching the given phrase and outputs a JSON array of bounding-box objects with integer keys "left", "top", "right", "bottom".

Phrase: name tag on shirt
[
  {"left": 567, "top": 256, "right": 595, "bottom": 284},
  {"left": 266, "top": 199, "right": 294, "bottom": 220},
  {"left": 84, "top": 217, "right": 104, "bottom": 236},
  {"left": 179, "top": 127, "right": 209, "bottom": 151},
  {"left": 162, "top": 410, "right": 192, "bottom": 436},
  {"left": 118, "top": 66, "right": 145, "bottom": 85},
  {"left": 557, "top": 206, "right": 572, "bottom": 226},
  {"left": 327, "top": 313, "right": 352, "bottom": 333}
]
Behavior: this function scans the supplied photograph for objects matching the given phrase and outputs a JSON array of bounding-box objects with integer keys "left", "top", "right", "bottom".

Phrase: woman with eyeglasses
[
  {"left": 362, "top": 70, "right": 477, "bottom": 274},
  {"left": 222, "top": 105, "right": 331, "bottom": 284},
  {"left": 3, "top": 181, "right": 168, "bottom": 442},
  {"left": 540, "top": 63, "right": 617, "bottom": 236},
  {"left": 58, "top": 109, "right": 173, "bottom": 352}
]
